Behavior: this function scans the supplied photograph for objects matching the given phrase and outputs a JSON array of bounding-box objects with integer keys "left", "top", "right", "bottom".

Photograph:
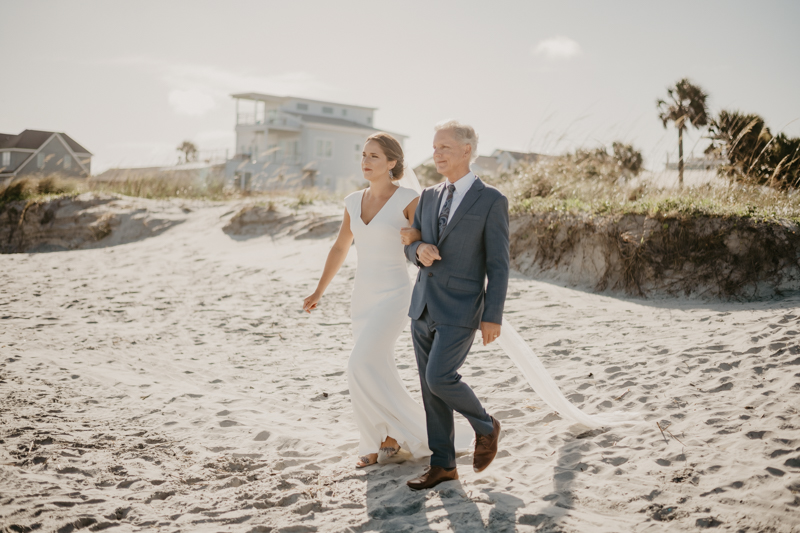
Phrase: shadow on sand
[{"left": 362, "top": 459, "right": 525, "bottom": 532}]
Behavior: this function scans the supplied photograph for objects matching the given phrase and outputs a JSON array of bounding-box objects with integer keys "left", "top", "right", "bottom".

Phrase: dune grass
[
  {"left": 4, "top": 158, "right": 799, "bottom": 225},
  {"left": 495, "top": 154, "right": 800, "bottom": 224},
  {"left": 0, "top": 173, "right": 337, "bottom": 209}
]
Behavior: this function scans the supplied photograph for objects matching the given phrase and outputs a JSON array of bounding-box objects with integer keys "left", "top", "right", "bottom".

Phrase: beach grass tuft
[{"left": 495, "top": 153, "right": 800, "bottom": 223}]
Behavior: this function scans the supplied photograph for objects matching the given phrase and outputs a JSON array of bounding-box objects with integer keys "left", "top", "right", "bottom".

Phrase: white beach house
[{"left": 225, "top": 93, "right": 405, "bottom": 193}]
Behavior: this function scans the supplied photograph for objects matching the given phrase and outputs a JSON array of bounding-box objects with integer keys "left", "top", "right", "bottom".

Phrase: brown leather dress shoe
[
  {"left": 473, "top": 416, "right": 501, "bottom": 473},
  {"left": 406, "top": 466, "right": 459, "bottom": 490}
]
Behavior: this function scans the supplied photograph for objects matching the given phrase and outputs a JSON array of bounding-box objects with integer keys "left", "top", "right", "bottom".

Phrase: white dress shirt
[{"left": 438, "top": 171, "right": 476, "bottom": 224}]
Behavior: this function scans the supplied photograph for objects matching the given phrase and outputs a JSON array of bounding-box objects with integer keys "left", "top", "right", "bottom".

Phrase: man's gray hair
[{"left": 434, "top": 119, "right": 479, "bottom": 162}]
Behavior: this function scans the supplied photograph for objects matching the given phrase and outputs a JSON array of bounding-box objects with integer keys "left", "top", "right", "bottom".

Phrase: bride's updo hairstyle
[{"left": 366, "top": 132, "right": 404, "bottom": 180}]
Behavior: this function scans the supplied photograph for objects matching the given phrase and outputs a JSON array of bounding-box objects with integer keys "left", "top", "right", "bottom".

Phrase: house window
[
  {"left": 366, "top": 117, "right": 372, "bottom": 125},
  {"left": 296, "top": 103, "right": 308, "bottom": 111},
  {"left": 1, "top": 152, "right": 9, "bottom": 167},
  {"left": 315, "top": 139, "right": 333, "bottom": 158},
  {"left": 322, "top": 106, "right": 333, "bottom": 114},
  {"left": 236, "top": 172, "right": 252, "bottom": 190},
  {"left": 37, "top": 153, "right": 45, "bottom": 169},
  {"left": 64, "top": 155, "right": 72, "bottom": 170},
  {"left": 342, "top": 109, "right": 348, "bottom": 116}
]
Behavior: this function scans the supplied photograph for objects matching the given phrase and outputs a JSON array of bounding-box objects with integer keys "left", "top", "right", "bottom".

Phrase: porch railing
[{"left": 236, "top": 111, "right": 303, "bottom": 129}]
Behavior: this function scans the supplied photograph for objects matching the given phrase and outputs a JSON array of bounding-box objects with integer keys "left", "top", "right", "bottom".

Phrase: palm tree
[
  {"left": 177, "top": 140, "right": 198, "bottom": 164},
  {"left": 706, "top": 110, "right": 771, "bottom": 181},
  {"left": 707, "top": 110, "right": 800, "bottom": 188},
  {"left": 657, "top": 78, "right": 709, "bottom": 187}
]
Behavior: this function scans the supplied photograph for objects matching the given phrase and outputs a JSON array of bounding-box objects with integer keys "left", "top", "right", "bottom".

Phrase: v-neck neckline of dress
[{"left": 359, "top": 187, "right": 399, "bottom": 226}]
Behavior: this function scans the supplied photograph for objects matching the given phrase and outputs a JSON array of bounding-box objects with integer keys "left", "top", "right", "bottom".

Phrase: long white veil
[
  {"left": 399, "top": 165, "right": 639, "bottom": 429},
  {"left": 395, "top": 164, "right": 424, "bottom": 195}
]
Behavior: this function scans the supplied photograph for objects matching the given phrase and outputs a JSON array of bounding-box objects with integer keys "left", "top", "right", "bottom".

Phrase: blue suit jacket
[{"left": 404, "top": 177, "right": 510, "bottom": 329}]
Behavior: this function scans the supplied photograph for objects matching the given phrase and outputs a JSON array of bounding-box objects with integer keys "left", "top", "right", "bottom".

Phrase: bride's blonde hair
[{"left": 365, "top": 132, "right": 405, "bottom": 180}]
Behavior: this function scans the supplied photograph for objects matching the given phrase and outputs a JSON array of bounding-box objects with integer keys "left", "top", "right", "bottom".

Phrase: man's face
[{"left": 433, "top": 129, "right": 470, "bottom": 177}]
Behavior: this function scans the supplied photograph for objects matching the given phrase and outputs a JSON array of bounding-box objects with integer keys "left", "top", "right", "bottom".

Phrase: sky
[{"left": 2, "top": 1, "right": 799, "bottom": 174}]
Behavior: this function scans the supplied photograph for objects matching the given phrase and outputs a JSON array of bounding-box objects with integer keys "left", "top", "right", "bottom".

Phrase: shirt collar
[{"left": 447, "top": 171, "right": 476, "bottom": 195}]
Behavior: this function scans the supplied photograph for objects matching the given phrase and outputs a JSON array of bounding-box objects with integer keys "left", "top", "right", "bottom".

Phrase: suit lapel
[{"left": 438, "top": 177, "right": 485, "bottom": 245}]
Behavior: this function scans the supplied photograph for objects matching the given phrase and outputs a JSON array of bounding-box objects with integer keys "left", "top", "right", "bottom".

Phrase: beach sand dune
[{"left": 1, "top": 198, "right": 799, "bottom": 532}]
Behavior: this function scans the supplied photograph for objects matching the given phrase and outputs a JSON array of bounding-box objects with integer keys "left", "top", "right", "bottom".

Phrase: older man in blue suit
[{"left": 401, "top": 120, "right": 510, "bottom": 490}]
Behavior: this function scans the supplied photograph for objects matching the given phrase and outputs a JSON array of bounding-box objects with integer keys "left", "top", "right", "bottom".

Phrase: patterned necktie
[{"left": 438, "top": 183, "right": 456, "bottom": 237}]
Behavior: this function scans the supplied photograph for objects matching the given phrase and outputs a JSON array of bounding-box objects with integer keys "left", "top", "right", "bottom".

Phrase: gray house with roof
[
  {"left": 226, "top": 93, "right": 405, "bottom": 193},
  {"left": 471, "top": 149, "right": 545, "bottom": 176},
  {"left": 0, "top": 129, "right": 92, "bottom": 180}
]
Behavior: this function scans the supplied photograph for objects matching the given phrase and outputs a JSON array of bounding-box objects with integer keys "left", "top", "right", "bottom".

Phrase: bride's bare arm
[
  {"left": 400, "top": 197, "right": 421, "bottom": 245},
  {"left": 303, "top": 208, "right": 354, "bottom": 313}
]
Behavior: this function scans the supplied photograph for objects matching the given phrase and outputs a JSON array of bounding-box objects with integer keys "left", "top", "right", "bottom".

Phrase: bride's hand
[
  {"left": 303, "top": 291, "right": 322, "bottom": 313},
  {"left": 400, "top": 227, "right": 421, "bottom": 245}
]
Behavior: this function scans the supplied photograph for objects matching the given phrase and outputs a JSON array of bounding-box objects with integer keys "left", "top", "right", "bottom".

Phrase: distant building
[
  {"left": 665, "top": 155, "right": 726, "bottom": 171},
  {"left": 226, "top": 93, "right": 405, "bottom": 193},
  {"left": 94, "top": 162, "right": 224, "bottom": 183},
  {"left": 412, "top": 149, "right": 546, "bottom": 186},
  {"left": 0, "top": 129, "right": 92, "bottom": 180},
  {"left": 471, "top": 149, "right": 545, "bottom": 176}
]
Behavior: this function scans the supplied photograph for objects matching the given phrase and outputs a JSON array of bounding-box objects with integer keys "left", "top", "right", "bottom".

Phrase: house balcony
[
  {"left": 236, "top": 111, "right": 303, "bottom": 132},
  {"left": 231, "top": 151, "right": 303, "bottom": 167}
]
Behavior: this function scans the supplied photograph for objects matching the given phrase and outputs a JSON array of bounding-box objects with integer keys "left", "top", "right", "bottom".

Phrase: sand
[{"left": 1, "top": 196, "right": 799, "bottom": 533}]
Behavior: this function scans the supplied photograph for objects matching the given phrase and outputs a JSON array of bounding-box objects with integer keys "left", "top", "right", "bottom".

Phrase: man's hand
[
  {"left": 480, "top": 322, "right": 501, "bottom": 346},
  {"left": 416, "top": 243, "right": 442, "bottom": 267},
  {"left": 400, "top": 227, "right": 422, "bottom": 245}
]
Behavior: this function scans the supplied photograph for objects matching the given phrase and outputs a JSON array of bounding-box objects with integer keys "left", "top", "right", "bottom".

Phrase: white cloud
[
  {"left": 168, "top": 88, "right": 216, "bottom": 116},
  {"left": 162, "top": 64, "right": 339, "bottom": 101},
  {"left": 162, "top": 64, "right": 340, "bottom": 117},
  {"left": 532, "top": 36, "right": 582, "bottom": 60},
  {"left": 111, "top": 56, "right": 340, "bottom": 118}
]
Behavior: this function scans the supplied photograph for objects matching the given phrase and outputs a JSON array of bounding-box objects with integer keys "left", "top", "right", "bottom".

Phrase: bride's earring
[{"left": 388, "top": 169, "right": 394, "bottom": 179}]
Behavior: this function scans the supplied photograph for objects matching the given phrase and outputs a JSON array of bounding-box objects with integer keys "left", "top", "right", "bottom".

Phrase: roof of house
[
  {"left": 0, "top": 129, "right": 91, "bottom": 154},
  {"left": 232, "top": 92, "right": 377, "bottom": 111},
  {"left": 472, "top": 155, "right": 501, "bottom": 174},
  {"left": 492, "top": 149, "right": 541, "bottom": 163}
]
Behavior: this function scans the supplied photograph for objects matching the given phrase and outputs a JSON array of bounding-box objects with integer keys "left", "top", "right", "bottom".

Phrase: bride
[
  {"left": 304, "top": 131, "right": 638, "bottom": 469},
  {"left": 303, "top": 133, "right": 471, "bottom": 468}
]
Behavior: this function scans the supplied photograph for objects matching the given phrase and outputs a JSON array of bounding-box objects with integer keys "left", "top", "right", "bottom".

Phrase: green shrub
[
  {"left": 505, "top": 151, "right": 800, "bottom": 222},
  {"left": 707, "top": 109, "right": 800, "bottom": 188}
]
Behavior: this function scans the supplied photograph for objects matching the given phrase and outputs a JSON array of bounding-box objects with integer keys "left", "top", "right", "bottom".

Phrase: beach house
[
  {"left": 471, "top": 149, "right": 544, "bottom": 176},
  {"left": 0, "top": 129, "right": 92, "bottom": 181},
  {"left": 225, "top": 93, "right": 405, "bottom": 193}
]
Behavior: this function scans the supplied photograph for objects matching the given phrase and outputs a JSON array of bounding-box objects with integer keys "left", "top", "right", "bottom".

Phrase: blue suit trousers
[{"left": 411, "top": 307, "right": 494, "bottom": 469}]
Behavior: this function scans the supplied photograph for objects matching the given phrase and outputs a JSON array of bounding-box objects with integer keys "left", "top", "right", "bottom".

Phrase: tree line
[{"left": 658, "top": 78, "right": 800, "bottom": 189}]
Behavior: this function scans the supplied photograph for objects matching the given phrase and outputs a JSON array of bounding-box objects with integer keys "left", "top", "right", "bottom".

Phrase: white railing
[
  {"left": 232, "top": 151, "right": 303, "bottom": 166},
  {"left": 236, "top": 111, "right": 303, "bottom": 129},
  {"left": 237, "top": 113, "right": 262, "bottom": 125}
]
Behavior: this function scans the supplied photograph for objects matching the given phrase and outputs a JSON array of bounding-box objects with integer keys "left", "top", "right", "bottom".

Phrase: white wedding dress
[{"left": 344, "top": 186, "right": 473, "bottom": 458}]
